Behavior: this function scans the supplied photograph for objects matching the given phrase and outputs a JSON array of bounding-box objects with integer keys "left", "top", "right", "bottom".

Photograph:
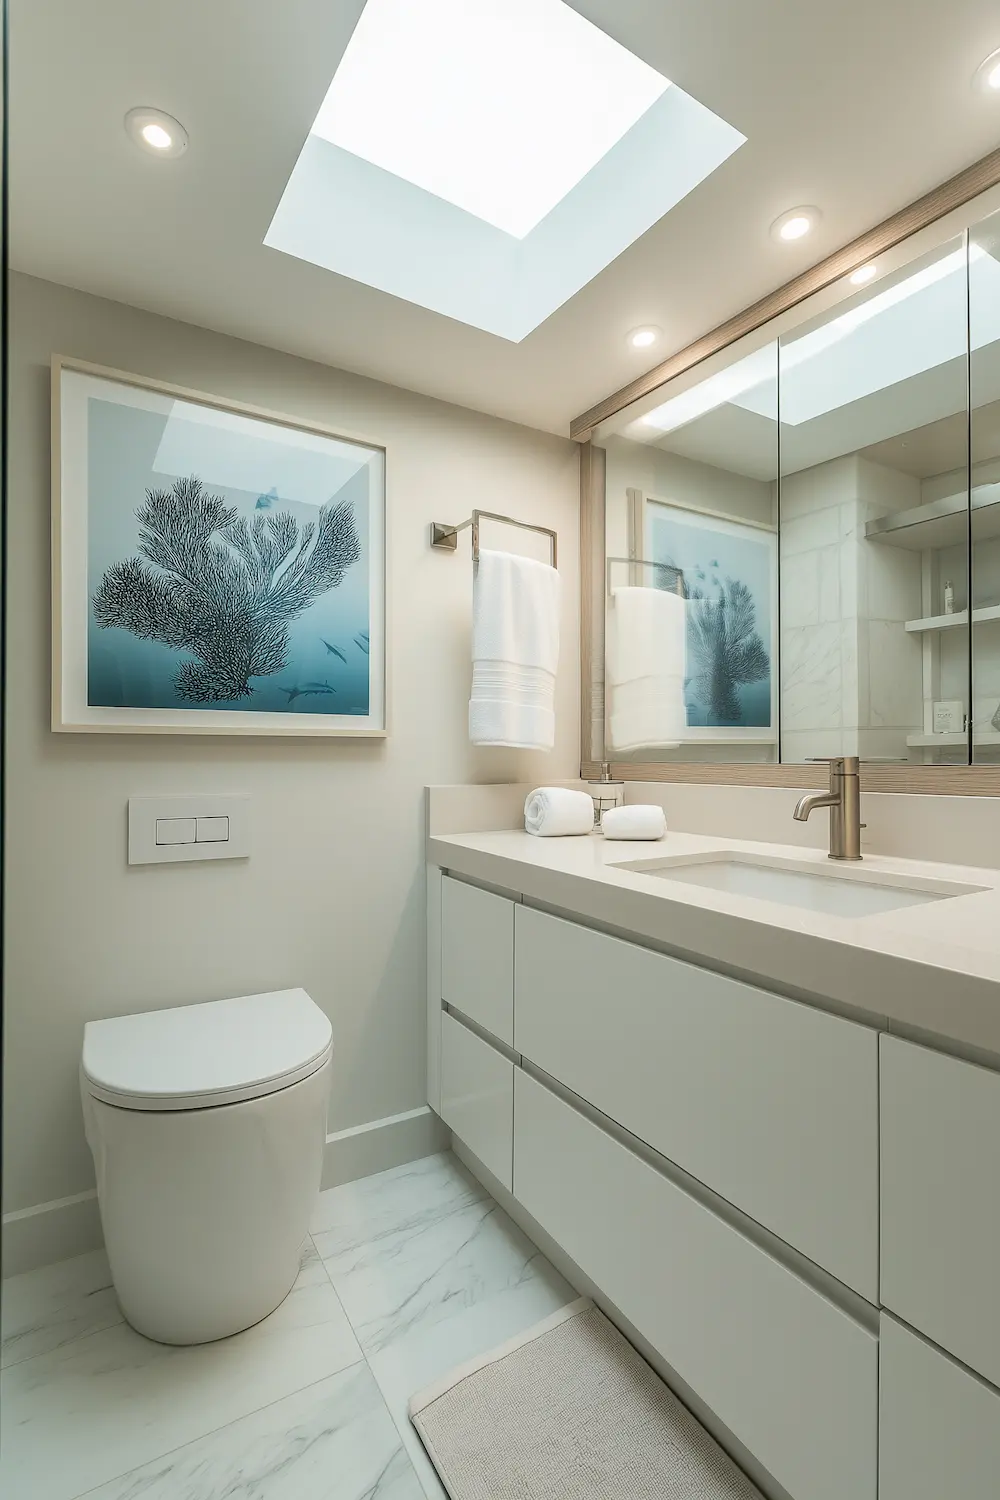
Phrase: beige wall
[{"left": 3, "top": 273, "right": 580, "bottom": 1216}]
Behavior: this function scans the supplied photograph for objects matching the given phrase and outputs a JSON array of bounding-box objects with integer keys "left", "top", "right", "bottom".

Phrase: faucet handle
[{"left": 806, "top": 755, "right": 859, "bottom": 772}]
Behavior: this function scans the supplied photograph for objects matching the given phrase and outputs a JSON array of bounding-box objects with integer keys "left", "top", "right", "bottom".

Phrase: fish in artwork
[
  {"left": 321, "top": 639, "right": 348, "bottom": 663},
  {"left": 256, "top": 487, "right": 280, "bottom": 510},
  {"left": 280, "top": 682, "right": 337, "bottom": 705},
  {"left": 354, "top": 633, "right": 369, "bottom": 655}
]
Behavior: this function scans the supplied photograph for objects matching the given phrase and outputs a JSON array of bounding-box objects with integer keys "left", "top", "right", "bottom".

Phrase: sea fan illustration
[
  {"left": 687, "top": 577, "right": 769, "bottom": 724},
  {"left": 92, "top": 476, "right": 361, "bottom": 702}
]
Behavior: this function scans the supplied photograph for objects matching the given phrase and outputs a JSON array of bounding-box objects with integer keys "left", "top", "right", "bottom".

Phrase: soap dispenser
[{"left": 587, "top": 762, "right": 625, "bottom": 826}]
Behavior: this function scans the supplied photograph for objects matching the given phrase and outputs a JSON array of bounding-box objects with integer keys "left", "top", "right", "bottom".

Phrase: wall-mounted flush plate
[{"left": 128, "top": 796, "right": 250, "bottom": 866}]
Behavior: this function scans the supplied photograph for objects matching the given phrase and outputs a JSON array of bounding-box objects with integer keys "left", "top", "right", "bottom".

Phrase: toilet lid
[{"left": 81, "top": 989, "right": 333, "bottom": 1111}]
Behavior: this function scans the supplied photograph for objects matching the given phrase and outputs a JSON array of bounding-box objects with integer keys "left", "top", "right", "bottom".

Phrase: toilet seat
[{"left": 81, "top": 988, "right": 333, "bottom": 1111}]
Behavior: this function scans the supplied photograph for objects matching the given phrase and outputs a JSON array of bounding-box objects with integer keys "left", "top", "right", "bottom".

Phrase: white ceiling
[{"left": 11, "top": 0, "right": 1000, "bottom": 436}]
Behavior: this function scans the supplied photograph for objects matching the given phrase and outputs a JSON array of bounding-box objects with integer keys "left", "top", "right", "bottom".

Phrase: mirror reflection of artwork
[
  {"left": 647, "top": 500, "right": 776, "bottom": 732},
  {"left": 53, "top": 361, "right": 386, "bottom": 735}
]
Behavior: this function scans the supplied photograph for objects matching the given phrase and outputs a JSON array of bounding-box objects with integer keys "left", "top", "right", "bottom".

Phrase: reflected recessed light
[
  {"left": 628, "top": 325, "right": 662, "bottom": 350},
  {"left": 849, "top": 263, "right": 878, "bottom": 286},
  {"left": 770, "top": 206, "right": 820, "bottom": 243},
  {"left": 125, "top": 107, "right": 189, "bottom": 158},
  {"left": 974, "top": 46, "right": 1000, "bottom": 93}
]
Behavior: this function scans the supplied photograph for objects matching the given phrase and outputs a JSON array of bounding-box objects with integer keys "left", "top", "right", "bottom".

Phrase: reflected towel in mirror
[{"left": 607, "top": 586, "right": 687, "bottom": 751}]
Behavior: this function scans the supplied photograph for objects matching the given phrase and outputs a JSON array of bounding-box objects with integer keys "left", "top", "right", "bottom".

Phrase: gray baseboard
[
  {"left": 3, "top": 1106, "right": 450, "bottom": 1278},
  {"left": 320, "top": 1104, "right": 450, "bottom": 1191},
  {"left": 2, "top": 1191, "right": 104, "bottom": 1278}
]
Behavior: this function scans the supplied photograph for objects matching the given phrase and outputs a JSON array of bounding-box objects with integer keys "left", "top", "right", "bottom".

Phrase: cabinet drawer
[
  {"left": 442, "top": 877, "right": 514, "bottom": 1045},
  {"left": 515, "top": 905, "right": 878, "bottom": 1299},
  {"left": 879, "top": 1315, "right": 1000, "bottom": 1500},
  {"left": 880, "top": 1035, "right": 1000, "bottom": 1386},
  {"left": 513, "top": 1070, "right": 876, "bottom": 1500},
  {"left": 440, "top": 1012, "right": 513, "bottom": 1190}
]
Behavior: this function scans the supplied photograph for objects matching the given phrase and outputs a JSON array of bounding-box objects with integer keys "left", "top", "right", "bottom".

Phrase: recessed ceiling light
[
  {"left": 309, "top": 0, "right": 671, "bottom": 239},
  {"left": 973, "top": 45, "right": 1000, "bottom": 93},
  {"left": 628, "top": 326, "right": 662, "bottom": 350},
  {"left": 770, "top": 206, "right": 820, "bottom": 243},
  {"left": 849, "top": 263, "right": 878, "bottom": 286},
  {"left": 124, "top": 107, "right": 188, "bottom": 158}
]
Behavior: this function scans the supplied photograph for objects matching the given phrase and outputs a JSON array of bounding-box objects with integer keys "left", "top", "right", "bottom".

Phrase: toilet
[{"left": 81, "top": 988, "right": 333, "bottom": 1346}]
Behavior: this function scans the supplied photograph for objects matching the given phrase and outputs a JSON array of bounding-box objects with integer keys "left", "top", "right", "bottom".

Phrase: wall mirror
[{"left": 587, "top": 180, "right": 1000, "bottom": 781}]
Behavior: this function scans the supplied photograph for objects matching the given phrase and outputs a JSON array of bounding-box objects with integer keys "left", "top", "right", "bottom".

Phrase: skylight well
[
  {"left": 265, "top": 0, "right": 745, "bottom": 340},
  {"left": 311, "top": 0, "right": 671, "bottom": 240}
]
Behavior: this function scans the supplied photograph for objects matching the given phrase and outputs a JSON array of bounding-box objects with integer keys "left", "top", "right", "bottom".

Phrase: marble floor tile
[
  {"left": 2, "top": 1249, "right": 122, "bottom": 1369},
  {"left": 316, "top": 1155, "right": 563, "bottom": 1358},
  {"left": 80, "top": 1363, "right": 423, "bottom": 1500},
  {"left": 1, "top": 1259, "right": 363, "bottom": 1500},
  {"left": 311, "top": 1153, "right": 485, "bottom": 1251},
  {"left": 369, "top": 1268, "right": 576, "bottom": 1499}
]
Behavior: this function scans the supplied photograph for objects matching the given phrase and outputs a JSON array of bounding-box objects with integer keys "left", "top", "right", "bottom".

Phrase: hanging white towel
[
  {"left": 470, "top": 549, "right": 560, "bottom": 750},
  {"left": 607, "top": 585, "right": 688, "bottom": 753}
]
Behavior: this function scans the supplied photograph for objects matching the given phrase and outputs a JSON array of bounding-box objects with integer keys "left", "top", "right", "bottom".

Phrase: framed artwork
[
  {"left": 646, "top": 495, "right": 777, "bottom": 740},
  {"left": 52, "top": 357, "right": 386, "bottom": 735}
]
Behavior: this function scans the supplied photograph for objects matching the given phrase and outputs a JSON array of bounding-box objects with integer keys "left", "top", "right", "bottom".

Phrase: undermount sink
[{"left": 613, "top": 852, "right": 986, "bottom": 919}]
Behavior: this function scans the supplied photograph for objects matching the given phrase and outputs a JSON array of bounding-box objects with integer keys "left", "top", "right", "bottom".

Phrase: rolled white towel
[
  {"left": 600, "top": 804, "right": 667, "bottom": 841},
  {"left": 524, "top": 787, "right": 594, "bottom": 838}
]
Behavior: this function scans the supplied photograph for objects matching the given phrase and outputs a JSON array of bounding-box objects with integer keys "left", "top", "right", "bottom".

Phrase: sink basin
[{"left": 613, "top": 853, "right": 985, "bottom": 919}]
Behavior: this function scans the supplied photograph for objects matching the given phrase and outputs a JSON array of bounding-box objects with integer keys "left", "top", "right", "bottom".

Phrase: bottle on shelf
[{"left": 943, "top": 580, "right": 955, "bottom": 616}]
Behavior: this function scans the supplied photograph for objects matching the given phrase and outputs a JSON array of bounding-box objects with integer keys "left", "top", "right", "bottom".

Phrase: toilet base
[
  {"left": 83, "top": 1060, "right": 330, "bottom": 1345},
  {"left": 119, "top": 1259, "right": 300, "bottom": 1346}
]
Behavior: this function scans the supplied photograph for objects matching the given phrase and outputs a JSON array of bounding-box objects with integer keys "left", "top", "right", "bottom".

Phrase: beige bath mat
[{"left": 408, "top": 1298, "right": 763, "bottom": 1499}]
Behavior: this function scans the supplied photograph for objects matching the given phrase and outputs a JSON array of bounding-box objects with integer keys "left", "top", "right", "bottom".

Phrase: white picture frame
[
  {"left": 644, "top": 492, "right": 778, "bottom": 743},
  {"left": 52, "top": 357, "right": 387, "bottom": 736}
]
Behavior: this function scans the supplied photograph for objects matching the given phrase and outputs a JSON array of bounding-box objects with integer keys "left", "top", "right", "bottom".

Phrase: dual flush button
[
  {"left": 155, "top": 815, "right": 230, "bottom": 846},
  {"left": 128, "top": 796, "right": 250, "bottom": 865}
]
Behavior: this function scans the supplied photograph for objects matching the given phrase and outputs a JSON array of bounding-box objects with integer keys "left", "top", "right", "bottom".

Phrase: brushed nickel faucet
[{"left": 793, "top": 756, "right": 863, "bottom": 860}]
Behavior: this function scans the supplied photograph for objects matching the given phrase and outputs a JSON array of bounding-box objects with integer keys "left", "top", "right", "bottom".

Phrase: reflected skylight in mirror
[
  {"left": 637, "top": 243, "right": 1000, "bottom": 438},
  {"left": 311, "top": 0, "right": 671, "bottom": 239},
  {"left": 639, "top": 346, "right": 777, "bottom": 435}
]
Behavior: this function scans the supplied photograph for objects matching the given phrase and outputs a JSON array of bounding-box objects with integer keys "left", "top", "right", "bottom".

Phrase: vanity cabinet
[
  {"left": 429, "top": 864, "right": 1000, "bottom": 1500},
  {"left": 439, "top": 1010, "right": 513, "bottom": 1191},
  {"left": 441, "top": 876, "right": 514, "bottom": 1045},
  {"left": 514, "top": 1069, "right": 878, "bottom": 1500},
  {"left": 880, "top": 1034, "right": 1000, "bottom": 1388},
  {"left": 878, "top": 1314, "right": 1000, "bottom": 1500},
  {"left": 515, "top": 904, "right": 879, "bottom": 1299}
]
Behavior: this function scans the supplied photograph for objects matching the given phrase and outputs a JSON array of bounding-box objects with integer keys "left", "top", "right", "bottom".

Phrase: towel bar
[
  {"left": 431, "top": 509, "right": 558, "bottom": 568},
  {"left": 606, "top": 555, "right": 686, "bottom": 596}
]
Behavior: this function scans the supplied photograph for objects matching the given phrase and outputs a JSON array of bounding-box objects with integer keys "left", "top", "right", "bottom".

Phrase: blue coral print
[{"left": 86, "top": 397, "right": 374, "bottom": 714}]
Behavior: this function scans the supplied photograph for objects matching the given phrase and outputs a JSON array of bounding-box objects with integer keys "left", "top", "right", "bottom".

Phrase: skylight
[
  {"left": 265, "top": 3, "right": 745, "bottom": 341},
  {"left": 311, "top": 0, "right": 670, "bottom": 240}
]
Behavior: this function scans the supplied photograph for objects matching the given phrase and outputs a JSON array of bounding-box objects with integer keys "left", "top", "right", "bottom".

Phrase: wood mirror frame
[{"left": 577, "top": 146, "right": 1000, "bottom": 796}]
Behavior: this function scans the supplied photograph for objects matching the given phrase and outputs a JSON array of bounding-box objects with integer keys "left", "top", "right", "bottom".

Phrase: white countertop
[{"left": 427, "top": 827, "right": 1000, "bottom": 1060}]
